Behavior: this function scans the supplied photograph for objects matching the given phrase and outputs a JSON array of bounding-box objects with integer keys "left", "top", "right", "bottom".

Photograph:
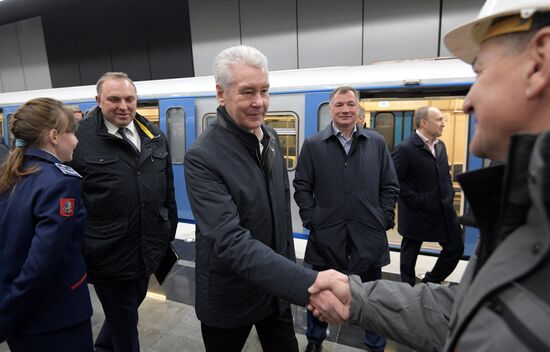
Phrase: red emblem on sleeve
[{"left": 59, "top": 198, "right": 75, "bottom": 217}]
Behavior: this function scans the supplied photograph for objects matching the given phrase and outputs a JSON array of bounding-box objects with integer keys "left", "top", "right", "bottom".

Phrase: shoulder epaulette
[{"left": 54, "top": 163, "right": 82, "bottom": 178}]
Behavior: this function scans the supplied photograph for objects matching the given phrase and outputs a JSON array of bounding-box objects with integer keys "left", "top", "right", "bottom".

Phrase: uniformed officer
[{"left": 0, "top": 98, "right": 93, "bottom": 351}]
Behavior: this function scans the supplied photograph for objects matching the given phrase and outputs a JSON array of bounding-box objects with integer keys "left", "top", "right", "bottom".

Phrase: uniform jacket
[
  {"left": 184, "top": 107, "right": 317, "bottom": 329},
  {"left": 293, "top": 123, "right": 399, "bottom": 273},
  {"left": 348, "top": 132, "right": 550, "bottom": 351},
  {"left": 391, "top": 132, "right": 459, "bottom": 241},
  {"left": 0, "top": 149, "right": 92, "bottom": 341},
  {"left": 70, "top": 107, "right": 177, "bottom": 283}
]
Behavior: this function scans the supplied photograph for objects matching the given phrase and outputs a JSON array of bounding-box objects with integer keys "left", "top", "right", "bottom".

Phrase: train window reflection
[
  {"left": 374, "top": 113, "right": 395, "bottom": 151},
  {"left": 137, "top": 106, "right": 159, "bottom": 127},
  {"left": 317, "top": 102, "right": 331, "bottom": 131},
  {"left": 202, "top": 113, "right": 217, "bottom": 131},
  {"left": 166, "top": 107, "right": 186, "bottom": 164},
  {"left": 264, "top": 113, "right": 298, "bottom": 170},
  {"left": 7, "top": 114, "right": 14, "bottom": 146}
]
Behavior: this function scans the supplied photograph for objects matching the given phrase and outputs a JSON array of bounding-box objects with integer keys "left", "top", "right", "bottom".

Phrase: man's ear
[
  {"left": 526, "top": 27, "right": 550, "bottom": 99},
  {"left": 95, "top": 95, "right": 101, "bottom": 106},
  {"left": 216, "top": 84, "right": 225, "bottom": 106}
]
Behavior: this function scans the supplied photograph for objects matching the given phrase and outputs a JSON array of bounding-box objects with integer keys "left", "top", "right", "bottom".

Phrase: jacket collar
[
  {"left": 89, "top": 106, "right": 159, "bottom": 143},
  {"left": 412, "top": 131, "right": 440, "bottom": 157},
  {"left": 320, "top": 122, "right": 370, "bottom": 141},
  {"left": 216, "top": 106, "right": 274, "bottom": 146},
  {"left": 24, "top": 147, "right": 60, "bottom": 163},
  {"left": 412, "top": 131, "right": 426, "bottom": 147},
  {"left": 458, "top": 134, "right": 537, "bottom": 261},
  {"left": 449, "top": 133, "right": 550, "bottom": 347},
  {"left": 216, "top": 106, "right": 277, "bottom": 177}
]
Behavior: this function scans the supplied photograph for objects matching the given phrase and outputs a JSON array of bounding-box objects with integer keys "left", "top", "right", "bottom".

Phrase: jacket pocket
[
  {"left": 84, "top": 155, "right": 119, "bottom": 165},
  {"left": 82, "top": 155, "right": 126, "bottom": 217},
  {"left": 85, "top": 220, "right": 129, "bottom": 269},
  {"left": 486, "top": 297, "right": 549, "bottom": 351},
  {"left": 356, "top": 194, "right": 386, "bottom": 230},
  {"left": 152, "top": 150, "right": 168, "bottom": 172}
]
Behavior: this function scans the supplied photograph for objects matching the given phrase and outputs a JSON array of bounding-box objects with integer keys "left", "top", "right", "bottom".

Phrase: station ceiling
[{"left": 0, "top": 0, "right": 93, "bottom": 26}]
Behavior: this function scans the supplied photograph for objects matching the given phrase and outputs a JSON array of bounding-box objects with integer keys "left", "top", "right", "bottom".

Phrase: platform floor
[{"left": 1, "top": 223, "right": 468, "bottom": 351}]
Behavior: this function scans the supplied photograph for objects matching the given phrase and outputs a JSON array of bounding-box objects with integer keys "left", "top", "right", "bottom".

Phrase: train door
[
  {"left": 159, "top": 98, "right": 196, "bottom": 221},
  {"left": 0, "top": 110, "right": 4, "bottom": 145},
  {"left": 368, "top": 110, "right": 415, "bottom": 151},
  {"left": 462, "top": 113, "right": 484, "bottom": 255},
  {"left": 305, "top": 92, "right": 331, "bottom": 138},
  {"left": 362, "top": 96, "right": 475, "bottom": 256},
  {"left": 267, "top": 93, "right": 305, "bottom": 237},
  {"left": 296, "top": 91, "right": 331, "bottom": 238},
  {"left": 194, "top": 97, "right": 218, "bottom": 137},
  {"left": 79, "top": 102, "right": 97, "bottom": 117}
]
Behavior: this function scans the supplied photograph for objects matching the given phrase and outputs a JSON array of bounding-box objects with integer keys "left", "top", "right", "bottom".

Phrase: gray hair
[
  {"left": 413, "top": 106, "right": 432, "bottom": 128},
  {"left": 213, "top": 45, "right": 268, "bottom": 89},
  {"left": 96, "top": 72, "right": 136, "bottom": 96}
]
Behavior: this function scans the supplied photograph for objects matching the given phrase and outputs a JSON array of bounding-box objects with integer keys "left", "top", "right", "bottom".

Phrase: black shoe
[{"left": 305, "top": 343, "right": 322, "bottom": 352}]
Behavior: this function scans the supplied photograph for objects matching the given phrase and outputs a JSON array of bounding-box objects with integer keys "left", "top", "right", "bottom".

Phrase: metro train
[{"left": 0, "top": 57, "right": 482, "bottom": 257}]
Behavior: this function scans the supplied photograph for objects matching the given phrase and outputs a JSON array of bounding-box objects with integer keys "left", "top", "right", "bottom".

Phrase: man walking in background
[{"left": 391, "top": 106, "right": 463, "bottom": 286}]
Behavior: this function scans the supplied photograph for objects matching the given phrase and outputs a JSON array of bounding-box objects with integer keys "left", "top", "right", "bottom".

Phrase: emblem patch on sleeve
[{"left": 60, "top": 198, "right": 75, "bottom": 217}]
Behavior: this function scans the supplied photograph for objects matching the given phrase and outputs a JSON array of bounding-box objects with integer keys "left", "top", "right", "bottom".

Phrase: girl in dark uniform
[{"left": 0, "top": 98, "right": 93, "bottom": 351}]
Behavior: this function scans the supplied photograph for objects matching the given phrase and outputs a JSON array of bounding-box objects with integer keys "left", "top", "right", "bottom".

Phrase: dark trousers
[
  {"left": 400, "top": 233, "right": 464, "bottom": 286},
  {"left": 306, "top": 265, "right": 386, "bottom": 351},
  {"left": 93, "top": 275, "right": 150, "bottom": 352},
  {"left": 7, "top": 319, "right": 93, "bottom": 352},
  {"left": 201, "top": 307, "right": 298, "bottom": 352}
]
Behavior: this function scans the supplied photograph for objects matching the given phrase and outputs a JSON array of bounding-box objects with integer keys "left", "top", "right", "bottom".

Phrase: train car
[{"left": 0, "top": 57, "right": 482, "bottom": 257}]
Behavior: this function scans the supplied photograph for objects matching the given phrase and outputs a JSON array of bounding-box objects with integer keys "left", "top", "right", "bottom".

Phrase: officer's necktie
[{"left": 118, "top": 127, "right": 139, "bottom": 154}]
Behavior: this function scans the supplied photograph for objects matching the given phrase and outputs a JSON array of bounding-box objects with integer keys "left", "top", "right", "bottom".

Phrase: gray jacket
[{"left": 349, "top": 132, "right": 550, "bottom": 351}]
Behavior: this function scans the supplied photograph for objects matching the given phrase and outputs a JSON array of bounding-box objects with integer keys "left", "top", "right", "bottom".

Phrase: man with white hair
[
  {"left": 185, "top": 46, "right": 339, "bottom": 352},
  {"left": 306, "top": 1, "right": 550, "bottom": 351}
]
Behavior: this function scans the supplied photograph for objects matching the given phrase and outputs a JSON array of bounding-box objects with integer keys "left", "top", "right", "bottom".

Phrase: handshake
[{"left": 307, "top": 270, "right": 352, "bottom": 324}]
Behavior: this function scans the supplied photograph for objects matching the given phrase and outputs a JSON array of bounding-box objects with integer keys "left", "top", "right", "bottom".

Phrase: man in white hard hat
[{"left": 304, "top": 1, "right": 550, "bottom": 351}]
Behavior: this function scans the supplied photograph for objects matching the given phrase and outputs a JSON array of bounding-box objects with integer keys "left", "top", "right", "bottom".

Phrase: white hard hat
[{"left": 444, "top": 0, "right": 550, "bottom": 63}]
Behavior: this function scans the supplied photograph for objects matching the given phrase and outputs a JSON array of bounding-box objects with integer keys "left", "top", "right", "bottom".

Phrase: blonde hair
[{"left": 0, "top": 98, "right": 75, "bottom": 194}]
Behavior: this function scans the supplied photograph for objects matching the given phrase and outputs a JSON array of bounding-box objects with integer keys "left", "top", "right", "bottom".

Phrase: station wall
[{"left": 0, "top": 0, "right": 484, "bottom": 92}]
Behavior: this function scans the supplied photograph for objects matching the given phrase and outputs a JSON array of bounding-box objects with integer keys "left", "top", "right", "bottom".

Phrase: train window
[
  {"left": 137, "top": 106, "right": 159, "bottom": 127},
  {"left": 166, "top": 107, "right": 186, "bottom": 164},
  {"left": 264, "top": 113, "right": 298, "bottom": 170},
  {"left": 0, "top": 111, "right": 4, "bottom": 142},
  {"left": 202, "top": 113, "right": 217, "bottom": 131},
  {"left": 317, "top": 102, "right": 331, "bottom": 131},
  {"left": 374, "top": 112, "right": 395, "bottom": 150},
  {"left": 6, "top": 114, "right": 14, "bottom": 146}
]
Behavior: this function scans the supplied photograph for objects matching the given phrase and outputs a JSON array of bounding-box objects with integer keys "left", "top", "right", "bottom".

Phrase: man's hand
[{"left": 307, "top": 269, "right": 351, "bottom": 324}]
